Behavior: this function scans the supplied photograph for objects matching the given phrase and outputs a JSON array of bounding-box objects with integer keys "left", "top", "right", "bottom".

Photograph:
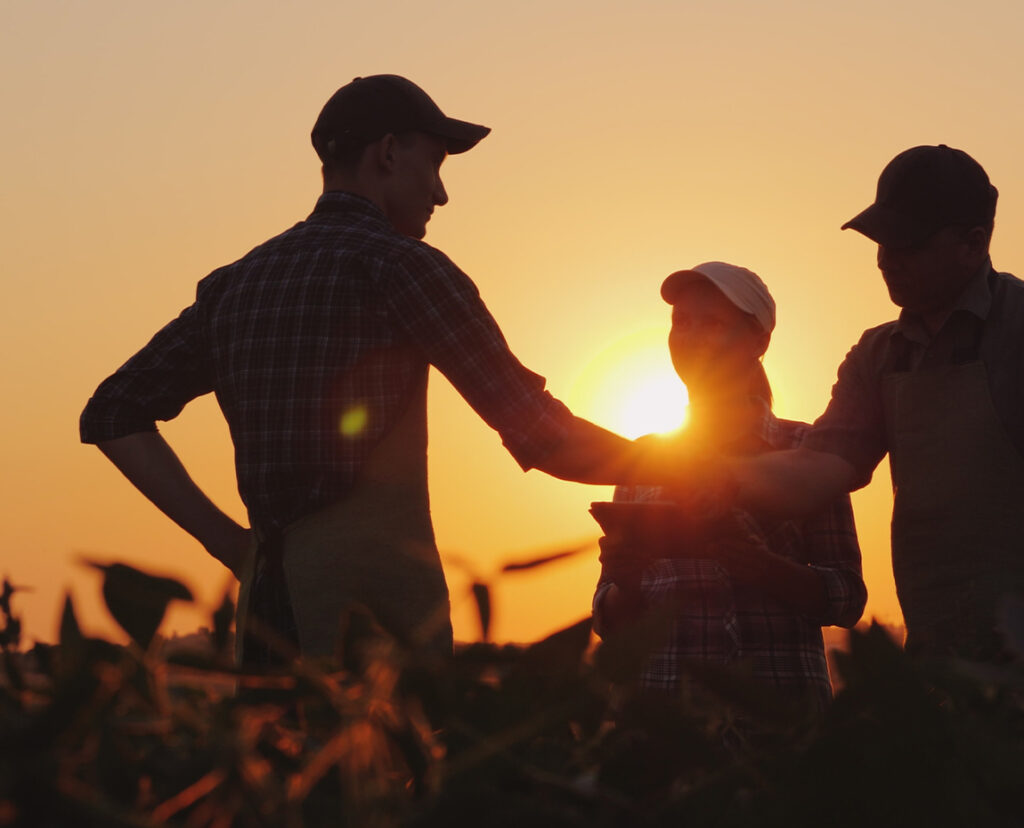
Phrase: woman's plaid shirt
[
  {"left": 80, "top": 192, "right": 572, "bottom": 533},
  {"left": 593, "top": 413, "right": 866, "bottom": 709}
]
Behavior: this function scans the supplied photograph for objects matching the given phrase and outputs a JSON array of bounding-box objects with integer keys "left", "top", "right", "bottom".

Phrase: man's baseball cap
[
  {"left": 311, "top": 74, "right": 490, "bottom": 162},
  {"left": 661, "top": 261, "right": 776, "bottom": 334},
  {"left": 841, "top": 144, "right": 998, "bottom": 248}
]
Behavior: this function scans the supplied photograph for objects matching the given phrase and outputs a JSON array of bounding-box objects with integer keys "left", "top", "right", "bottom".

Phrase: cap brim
[
  {"left": 435, "top": 118, "right": 491, "bottom": 154},
  {"left": 660, "top": 270, "right": 708, "bottom": 304},
  {"left": 841, "top": 203, "right": 933, "bottom": 248}
]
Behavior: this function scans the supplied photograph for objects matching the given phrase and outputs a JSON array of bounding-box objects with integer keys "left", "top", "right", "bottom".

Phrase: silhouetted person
[
  {"left": 80, "top": 75, "right": 680, "bottom": 666},
  {"left": 592, "top": 263, "right": 865, "bottom": 712},
  {"left": 690, "top": 146, "right": 1024, "bottom": 662}
]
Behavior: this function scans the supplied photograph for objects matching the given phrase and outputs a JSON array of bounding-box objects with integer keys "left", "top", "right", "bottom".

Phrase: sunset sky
[{"left": 3, "top": 0, "right": 1024, "bottom": 647}]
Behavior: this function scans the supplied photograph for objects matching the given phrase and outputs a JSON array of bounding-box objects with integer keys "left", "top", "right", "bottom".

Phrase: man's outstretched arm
[
  {"left": 727, "top": 446, "right": 860, "bottom": 519},
  {"left": 530, "top": 417, "right": 691, "bottom": 486},
  {"left": 96, "top": 432, "right": 251, "bottom": 577},
  {"left": 534, "top": 418, "right": 860, "bottom": 522}
]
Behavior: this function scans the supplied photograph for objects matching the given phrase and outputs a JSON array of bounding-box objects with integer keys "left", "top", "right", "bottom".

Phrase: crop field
[{"left": 1, "top": 563, "right": 1022, "bottom": 827}]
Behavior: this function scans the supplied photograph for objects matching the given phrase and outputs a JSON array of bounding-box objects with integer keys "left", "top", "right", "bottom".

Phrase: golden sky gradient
[{"left": 3, "top": 0, "right": 1024, "bottom": 646}]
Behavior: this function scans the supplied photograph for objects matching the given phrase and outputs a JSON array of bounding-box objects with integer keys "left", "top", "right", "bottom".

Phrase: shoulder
[
  {"left": 850, "top": 319, "right": 899, "bottom": 352},
  {"left": 983, "top": 268, "right": 1024, "bottom": 341},
  {"left": 825, "top": 320, "right": 902, "bottom": 386},
  {"left": 377, "top": 237, "right": 486, "bottom": 304},
  {"left": 991, "top": 268, "right": 1024, "bottom": 288},
  {"left": 990, "top": 268, "right": 1024, "bottom": 307},
  {"left": 193, "top": 220, "right": 311, "bottom": 297},
  {"left": 388, "top": 235, "right": 461, "bottom": 272}
]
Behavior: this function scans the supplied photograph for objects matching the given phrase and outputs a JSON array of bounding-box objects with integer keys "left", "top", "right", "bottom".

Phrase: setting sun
[{"left": 569, "top": 327, "right": 689, "bottom": 439}]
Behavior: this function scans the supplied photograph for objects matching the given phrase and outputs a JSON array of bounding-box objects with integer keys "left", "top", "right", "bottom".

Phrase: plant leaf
[
  {"left": 521, "top": 616, "right": 592, "bottom": 674},
  {"left": 212, "top": 590, "right": 235, "bottom": 657},
  {"left": 471, "top": 581, "right": 491, "bottom": 642},
  {"left": 500, "top": 542, "right": 592, "bottom": 573},
  {"left": 59, "top": 593, "right": 84, "bottom": 651},
  {"left": 84, "top": 560, "right": 193, "bottom": 649}
]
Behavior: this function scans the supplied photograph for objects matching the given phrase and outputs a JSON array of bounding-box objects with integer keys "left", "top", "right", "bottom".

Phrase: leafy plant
[{"left": 1, "top": 559, "right": 1022, "bottom": 827}]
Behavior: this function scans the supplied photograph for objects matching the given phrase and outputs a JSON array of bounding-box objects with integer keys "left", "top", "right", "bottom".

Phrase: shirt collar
[
  {"left": 893, "top": 259, "right": 993, "bottom": 344},
  {"left": 955, "top": 259, "right": 994, "bottom": 320},
  {"left": 310, "top": 190, "right": 389, "bottom": 223}
]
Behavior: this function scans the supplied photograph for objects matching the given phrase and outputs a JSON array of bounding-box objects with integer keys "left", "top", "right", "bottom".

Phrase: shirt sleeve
[
  {"left": 800, "top": 493, "right": 867, "bottom": 628},
  {"left": 80, "top": 304, "right": 214, "bottom": 443},
  {"left": 802, "top": 328, "right": 891, "bottom": 489},
  {"left": 380, "top": 243, "right": 572, "bottom": 470}
]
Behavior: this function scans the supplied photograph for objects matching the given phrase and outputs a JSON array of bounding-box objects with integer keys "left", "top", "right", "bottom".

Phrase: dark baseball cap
[
  {"left": 311, "top": 74, "right": 490, "bottom": 162},
  {"left": 841, "top": 144, "right": 998, "bottom": 248}
]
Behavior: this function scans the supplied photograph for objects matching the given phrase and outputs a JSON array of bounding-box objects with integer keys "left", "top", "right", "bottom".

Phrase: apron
[
  {"left": 883, "top": 345, "right": 1024, "bottom": 660},
  {"left": 236, "top": 365, "right": 452, "bottom": 663}
]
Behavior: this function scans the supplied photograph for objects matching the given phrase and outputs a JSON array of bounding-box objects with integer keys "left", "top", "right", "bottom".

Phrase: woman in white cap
[{"left": 591, "top": 262, "right": 866, "bottom": 719}]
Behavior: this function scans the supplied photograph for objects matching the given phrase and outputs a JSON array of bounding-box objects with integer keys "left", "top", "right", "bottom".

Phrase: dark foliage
[{"left": 1, "top": 564, "right": 1023, "bottom": 827}]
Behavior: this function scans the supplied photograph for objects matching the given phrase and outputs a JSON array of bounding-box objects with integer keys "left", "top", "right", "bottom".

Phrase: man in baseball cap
[
  {"left": 681, "top": 145, "right": 1024, "bottom": 663},
  {"left": 308, "top": 74, "right": 492, "bottom": 240},
  {"left": 80, "top": 74, "right": 691, "bottom": 669}
]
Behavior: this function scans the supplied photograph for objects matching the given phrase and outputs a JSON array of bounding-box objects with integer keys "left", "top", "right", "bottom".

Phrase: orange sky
[{"left": 3, "top": 1, "right": 1024, "bottom": 646}]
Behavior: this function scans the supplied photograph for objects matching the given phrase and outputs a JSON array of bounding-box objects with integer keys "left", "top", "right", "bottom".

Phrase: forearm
[
  {"left": 531, "top": 417, "right": 640, "bottom": 484},
  {"left": 533, "top": 418, "right": 698, "bottom": 487},
  {"left": 714, "top": 508, "right": 842, "bottom": 620},
  {"left": 539, "top": 433, "right": 858, "bottom": 519},
  {"left": 726, "top": 447, "right": 858, "bottom": 520},
  {"left": 96, "top": 432, "right": 250, "bottom": 576}
]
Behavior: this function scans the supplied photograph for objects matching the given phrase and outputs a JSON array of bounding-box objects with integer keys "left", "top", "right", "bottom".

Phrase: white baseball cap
[{"left": 660, "top": 261, "right": 776, "bottom": 334}]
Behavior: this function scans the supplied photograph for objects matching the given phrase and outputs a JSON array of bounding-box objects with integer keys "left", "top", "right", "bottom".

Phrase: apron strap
[{"left": 241, "top": 528, "right": 300, "bottom": 669}]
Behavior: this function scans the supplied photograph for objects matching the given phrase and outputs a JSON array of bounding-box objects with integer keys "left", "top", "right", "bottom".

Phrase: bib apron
[
  {"left": 237, "top": 365, "right": 452, "bottom": 663},
  {"left": 883, "top": 347, "right": 1024, "bottom": 660}
]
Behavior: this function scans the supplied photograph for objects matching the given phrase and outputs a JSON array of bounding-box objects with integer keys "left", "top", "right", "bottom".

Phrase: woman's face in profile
[{"left": 667, "top": 280, "right": 767, "bottom": 394}]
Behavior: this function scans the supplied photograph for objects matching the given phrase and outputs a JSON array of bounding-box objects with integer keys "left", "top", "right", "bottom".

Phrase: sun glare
[{"left": 569, "top": 327, "right": 689, "bottom": 439}]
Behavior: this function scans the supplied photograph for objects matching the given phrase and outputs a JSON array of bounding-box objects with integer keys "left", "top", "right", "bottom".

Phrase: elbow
[
  {"left": 811, "top": 566, "right": 868, "bottom": 628},
  {"left": 839, "top": 587, "right": 869, "bottom": 628},
  {"left": 830, "top": 585, "right": 868, "bottom": 629},
  {"left": 80, "top": 399, "right": 157, "bottom": 446}
]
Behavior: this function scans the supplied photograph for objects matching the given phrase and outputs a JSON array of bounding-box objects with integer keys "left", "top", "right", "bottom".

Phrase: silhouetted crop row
[{"left": 1, "top": 560, "right": 1022, "bottom": 827}]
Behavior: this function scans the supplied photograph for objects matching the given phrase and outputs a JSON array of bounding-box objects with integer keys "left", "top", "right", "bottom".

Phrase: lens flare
[{"left": 339, "top": 404, "right": 369, "bottom": 437}]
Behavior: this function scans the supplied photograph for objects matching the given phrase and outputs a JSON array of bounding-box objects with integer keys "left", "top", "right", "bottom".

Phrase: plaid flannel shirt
[
  {"left": 592, "top": 411, "right": 866, "bottom": 709},
  {"left": 81, "top": 191, "right": 572, "bottom": 533}
]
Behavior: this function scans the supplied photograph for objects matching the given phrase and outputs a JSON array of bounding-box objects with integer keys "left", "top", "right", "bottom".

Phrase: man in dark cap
[
  {"left": 80, "top": 75, "right": 672, "bottom": 665},
  {"left": 705, "top": 145, "right": 1024, "bottom": 662}
]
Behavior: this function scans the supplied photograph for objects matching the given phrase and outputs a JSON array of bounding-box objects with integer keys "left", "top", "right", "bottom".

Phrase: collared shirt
[
  {"left": 592, "top": 409, "right": 865, "bottom": 709},
  {"left": 80, "top": 191, "right": 572, "bottom": 533},
  {"left": 804, "top": 263, "right": 1024, "bottom": 485}
]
